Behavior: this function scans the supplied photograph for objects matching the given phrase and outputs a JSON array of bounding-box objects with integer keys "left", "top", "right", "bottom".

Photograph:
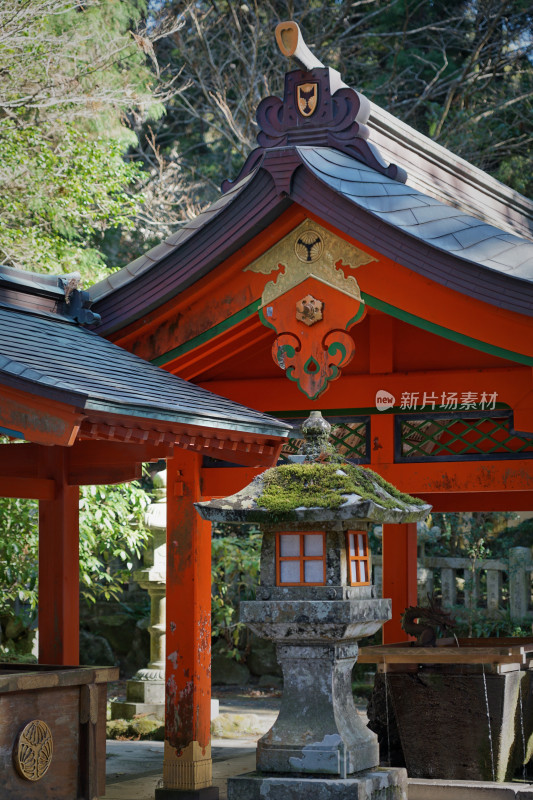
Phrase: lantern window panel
[
  {"left": 276, "top": 532, "right": 326, "bottom": 585},
  {"left": 346, "top": 531, "right": 370, "bottom": 586}
]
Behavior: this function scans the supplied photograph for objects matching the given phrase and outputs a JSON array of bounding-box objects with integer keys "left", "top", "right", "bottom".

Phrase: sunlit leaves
[{"left": 0, "top": 481, "right": 151, "bottom": 620}]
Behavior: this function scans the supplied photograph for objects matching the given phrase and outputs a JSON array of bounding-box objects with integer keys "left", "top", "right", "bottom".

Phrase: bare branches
[{"left": 0, "top": 0, "right": 185, "bottom": 127}]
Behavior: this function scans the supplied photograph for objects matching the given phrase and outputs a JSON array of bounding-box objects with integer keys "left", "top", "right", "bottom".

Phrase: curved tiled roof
[
  {"left": 298, "top": 147, "right": 533, "bottom": 283},
  {"left": 90, "top": 171, "right": 255, "bottom": 303},
  {"left": 0, "top": 284, "right": 289, "bottom": 438}
]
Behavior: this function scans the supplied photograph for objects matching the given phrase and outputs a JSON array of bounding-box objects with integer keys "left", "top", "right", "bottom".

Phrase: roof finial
[
  {"left": 275, "top": 22, "right": 323, "bottom": 70},
  {"left": 221, "top": 21, "right": 407, "bottom": 192},
  {"left": 275, "top": 21, "right": 350, "bottom": 98},
  {"left": 300, "top": 410, "right": 332, "bottom": 462}
]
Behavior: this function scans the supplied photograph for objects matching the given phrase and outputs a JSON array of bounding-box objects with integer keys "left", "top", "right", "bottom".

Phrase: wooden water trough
[
  {"left": 0, "top": 663, "right": 117, "bottom": 799},
  {"left": 359, "top": 638, "right": 533, "bottom": 782}
]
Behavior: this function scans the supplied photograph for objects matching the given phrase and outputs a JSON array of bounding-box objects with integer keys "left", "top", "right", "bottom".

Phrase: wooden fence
[{"left": 372, "top": 546, "right": 533, "bottom": 620}]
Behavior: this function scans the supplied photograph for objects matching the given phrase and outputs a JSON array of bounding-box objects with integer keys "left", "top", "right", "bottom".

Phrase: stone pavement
[
  {"left": 103, "top": 738, "right": 258, "bottom": 800},
  {"left": 102, "top": 692, "right": 533, "bottom": 800},
  {"left": 103, "top": 692, "right": 280, "bottom": 800}
]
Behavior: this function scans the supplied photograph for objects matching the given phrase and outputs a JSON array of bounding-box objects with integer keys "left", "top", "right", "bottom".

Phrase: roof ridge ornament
[{"left": 221, "top": 21, "right": 407, "bottom": 193}]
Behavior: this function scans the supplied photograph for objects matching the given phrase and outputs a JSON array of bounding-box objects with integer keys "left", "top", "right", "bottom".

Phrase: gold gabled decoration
[
  {"left": 245, "top": 219, "right": 374, "bottom": 401},
  {"left": 245, "top": 219, "right": 376, "bottom": 306}
]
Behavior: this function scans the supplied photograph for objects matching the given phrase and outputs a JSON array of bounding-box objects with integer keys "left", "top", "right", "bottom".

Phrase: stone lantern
[{"left": 196, "top": 411, "right": 431, "bottom": 800}]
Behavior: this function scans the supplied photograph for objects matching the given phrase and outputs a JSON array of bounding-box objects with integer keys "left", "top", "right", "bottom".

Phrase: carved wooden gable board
[{"left": 245, "top": 219, "right": 376, "bottom": 400}]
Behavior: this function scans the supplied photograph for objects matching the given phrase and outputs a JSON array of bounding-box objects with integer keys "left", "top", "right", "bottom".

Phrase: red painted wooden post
[
  {"left": 381, "top": 523, "right": 418, "bottom": 644},
  {"left": 158, "top": 450, "right": 218, "bottom": 800},
  {"left": 38, "top": 447, "right": 80, "bottom": 664}
]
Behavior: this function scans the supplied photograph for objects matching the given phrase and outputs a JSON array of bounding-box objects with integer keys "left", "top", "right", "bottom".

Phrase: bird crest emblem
[{"left": 296, "top": 82, "right": 318, "bottom": 117}]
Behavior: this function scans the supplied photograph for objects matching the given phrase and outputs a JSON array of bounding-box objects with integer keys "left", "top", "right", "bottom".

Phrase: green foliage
[
  {"left": 78, "top": 483, "right": 151, "bottom": 604},
  {"left": 211, "top": 529, "right": 261, "bottom": 660},
  {"left": 0, "top": 498, "right": 39, "bottom": 618},
  {"left": 449, "top": 607, "right": 532, "bottom": 639},
  {"left": 260, "top": 463, "right": 424, "bottom": 513},
  {"left": 0, "top": 0, "right": 169, "bottom": 280},
  {"left": 427, "top": 512, "right": 518, "bottom": 558},
  {"left": 0, "top": 123, "right": 143, "bottom": 280},
  {"left": 0, "top": 482, "right": 151, "bottom": 629}
]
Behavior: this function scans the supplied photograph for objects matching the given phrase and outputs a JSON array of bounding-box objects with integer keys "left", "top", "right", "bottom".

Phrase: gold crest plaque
[
  {"left": 13, "top": 719, "right": 53, "bottom": 781},
  {"left": 296, "top": 82, "right": 318, "bottom": 117}
]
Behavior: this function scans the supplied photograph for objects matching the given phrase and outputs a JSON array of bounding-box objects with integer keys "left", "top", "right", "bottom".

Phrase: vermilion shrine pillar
[
  {"left": 381, "top": 523, "right": 418, "bottom": 643},
  {"left": 157, "top": 450, "right": 218, "bottom": 800},
  {"left": 38, "top": 447, "right": 80, "bottom": 665}
]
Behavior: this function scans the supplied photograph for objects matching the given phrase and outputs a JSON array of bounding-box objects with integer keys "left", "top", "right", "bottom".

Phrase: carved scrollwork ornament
[{"left": 13, "top": 719, "right": 53, "bottom": 781}]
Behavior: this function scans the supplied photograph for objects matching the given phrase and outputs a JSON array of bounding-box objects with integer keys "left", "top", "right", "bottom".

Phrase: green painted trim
[
  {"left": 151, "top": 299, "right": 262, "bottom": 366},
  {"left": 258, "top": 305, "right": 276, "bottom": 332},
  {"left": 361, "top": 292, "right": 533, "bottom": 366},
  {"left": 345, "top": 302, "right": 366, "bottom": 329},
  {"left": 151, "top": 288, "right": 532, "bottom": 370}
]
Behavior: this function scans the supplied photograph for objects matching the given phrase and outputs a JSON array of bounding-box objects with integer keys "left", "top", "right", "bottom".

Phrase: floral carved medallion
[{"left": 13, "top": 719, "right": 53, "bottom": 781}]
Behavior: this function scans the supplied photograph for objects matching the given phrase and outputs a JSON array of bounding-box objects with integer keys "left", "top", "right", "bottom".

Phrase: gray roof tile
[
  {"left": 0, "top": 303, "right": 289, "bottom": 437},
  {"left": 403, "top": 217, "right": 472, "bottom": 239},
  {"left": 459, "top": 239, "right": 517, "bottom": 262},
  {"left": 298, "top": 146, "right": 533, "bottom": 281},
  {"left": 364, "top": 195, "right": 430, "bottom": 213},
  {"left": 411, "top": 204, "right": 465, "bottom": 224},
  {"left": 340, "top": 181, "right": 389, "bottom": 198},
  {"left": 453, "top": 225, "right": 506, "bottom": 248}
]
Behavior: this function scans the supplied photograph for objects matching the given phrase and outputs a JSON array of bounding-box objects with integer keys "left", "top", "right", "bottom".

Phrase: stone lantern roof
[{"left": 196, "top": 411, "right": 431, "bottom": 526}]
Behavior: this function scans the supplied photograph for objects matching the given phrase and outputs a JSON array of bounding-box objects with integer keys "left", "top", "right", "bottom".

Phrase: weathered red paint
[
  {"left": 0, "top": 384, "right": 82, "bottom": 446},
  {"left": 262, "top": 276, "right": 365, "bottom": 400},
  {"left": 38, "top": 447, "right": 80, "bottom": 665},
  {"left": 165, "top": 450, "right": 212, "bottom": 752},
  {"left": 381, "top": 523, "right": 418, "bottom": 644},
  {"left": 99, "top": 188, "right": 533, "bottom": 721}
]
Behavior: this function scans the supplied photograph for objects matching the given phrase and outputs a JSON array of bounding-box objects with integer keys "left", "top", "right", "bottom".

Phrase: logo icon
[
  {"left": 296, "top": 82, "right": 318, "bottom": 117},
  {"left": 294, "top": 230, "right": 323, "bottom": 262},
  {"left": 375, "top": 390, "right": 395, "bottom": 411}
]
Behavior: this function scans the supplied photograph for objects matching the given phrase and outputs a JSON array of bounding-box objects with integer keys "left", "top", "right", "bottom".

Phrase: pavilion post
[
  {"left": 381, "top": 522, "right": 418, "bottom": 644},
  {"left": 38, "top": 446, "right": 80, "bottom": 664},
  {"left": 157, "top": 450, "right": 218, "bottom": 800}
]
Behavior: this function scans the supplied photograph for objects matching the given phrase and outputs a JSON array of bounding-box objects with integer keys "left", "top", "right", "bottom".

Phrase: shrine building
[
  {"left": 85, "top": 22, "right": 533, "bottom": 796},
  {"left": 1, "top": 19, "right": 531, "bottom": 800}
]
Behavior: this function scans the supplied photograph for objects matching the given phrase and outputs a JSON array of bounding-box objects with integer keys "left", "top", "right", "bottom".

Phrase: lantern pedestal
[
  {"left": 241, "top": 599, "right": 390, "bottom": 776},
  {"left": 227, "top": 767, "right": 407, "bottom": 800}
]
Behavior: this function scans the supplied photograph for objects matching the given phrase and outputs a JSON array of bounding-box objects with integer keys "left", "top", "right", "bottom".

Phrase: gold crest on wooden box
[
  {"left": 296, "top": 82, "right": 318, "bottom": 117},
  {"left": 13, "top": 719, "right": 53, "bottom": 781}
]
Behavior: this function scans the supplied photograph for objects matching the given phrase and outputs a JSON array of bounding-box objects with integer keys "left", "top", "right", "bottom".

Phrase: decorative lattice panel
[
  {"left": 280, "top": 417, "right": 369, "bottom": 463},
  {"left": 398, "top": 413, "right": 533, "bottom": 461}
]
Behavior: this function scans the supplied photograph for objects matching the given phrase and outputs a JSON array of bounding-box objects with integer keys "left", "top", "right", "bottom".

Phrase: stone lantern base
[{"left": 227, "top": 767, "right": 408, "bottom": 799}]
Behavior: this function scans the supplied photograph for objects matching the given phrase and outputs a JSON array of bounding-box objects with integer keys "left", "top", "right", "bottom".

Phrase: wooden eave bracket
[{"left": 0, "top": 422, "right": 285, "bottom": 498}]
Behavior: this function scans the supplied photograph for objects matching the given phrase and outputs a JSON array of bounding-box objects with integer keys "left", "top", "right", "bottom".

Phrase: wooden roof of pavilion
[{"left": 0, "top": 266, "right": 289, "bottom": 465}]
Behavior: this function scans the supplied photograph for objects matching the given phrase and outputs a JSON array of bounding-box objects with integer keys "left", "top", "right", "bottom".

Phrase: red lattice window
[
  {"left": 276, "top": 532, "right": 326, "bottom": 586},
  {"left": 346, "top": 531, "right": 370, "bottom": 586}
]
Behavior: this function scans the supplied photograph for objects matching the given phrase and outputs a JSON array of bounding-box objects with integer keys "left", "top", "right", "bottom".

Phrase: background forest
[
  {"left": 1, "top": 0, "right": 532, "bottom": 280},
  {"left": 0, "top": 0, "right": 532, "bottom": 660}
]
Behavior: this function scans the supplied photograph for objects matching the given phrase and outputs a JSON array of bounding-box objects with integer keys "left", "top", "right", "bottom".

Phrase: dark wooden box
[{"left": 0, "top": 663, "right": 118, "bottom": 800}]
